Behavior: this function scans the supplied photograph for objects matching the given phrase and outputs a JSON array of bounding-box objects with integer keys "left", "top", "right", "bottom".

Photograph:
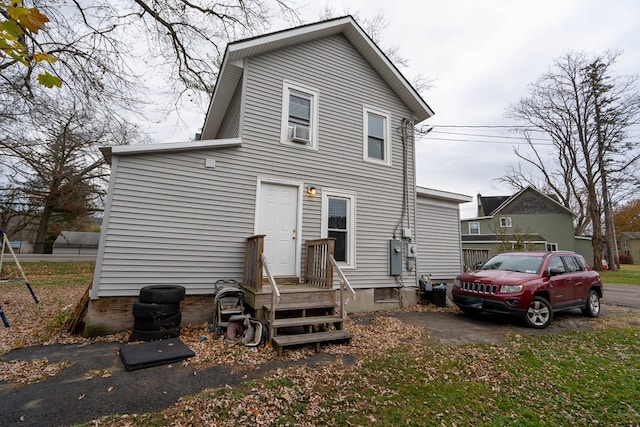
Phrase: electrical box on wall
[
  {"left": 389, "top": 239, "right": 403, "bottom": 276},
  {"left": 402, "top": 228, "right": 412, "bottom": 239},
  {"left": 406, "top": 243, "right": 418, "bottom": 258}
]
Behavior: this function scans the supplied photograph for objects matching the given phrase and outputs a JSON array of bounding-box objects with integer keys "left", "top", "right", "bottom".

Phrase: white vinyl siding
[
  {"left": 415, "top": 195, "right": 465, "bottom": 281},
  {"left": 217, "top": 81, "right": 242, "bottom": 138},
  {"left": 93, "top": 34, "right": 418, "bottom": 297}
]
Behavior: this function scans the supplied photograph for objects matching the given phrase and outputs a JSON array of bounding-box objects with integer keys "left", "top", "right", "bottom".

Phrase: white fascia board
[
  {"left": 417, "top": 186, "right": 473, "bottom": 204},
  {"left": 102, "top": 138, "right": 242, "bottom": 162}
]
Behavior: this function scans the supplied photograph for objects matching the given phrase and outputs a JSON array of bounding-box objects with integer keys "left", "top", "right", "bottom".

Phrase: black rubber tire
[
  {"left": 581, "top": 289, "right": 601, "bottom": 318},
  {"left": 133, "top": 312, "right": 182, "bottom": 331},
  {"left": 132, "top": 301, "right": 180, "bottom": 319},
  {"left": 130, "top": 327, "right": 180, "bottom": 342},
  {"left": 138, "top": 285, "right": 185, "bottom": 304},
  {"left": 524, "top": 296, "right": 553, "bottom": 329}
]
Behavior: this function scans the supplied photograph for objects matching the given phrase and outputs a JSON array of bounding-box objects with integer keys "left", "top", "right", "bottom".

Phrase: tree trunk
[
  {"left": 33, "top": 203, "right": 55, "bottom": 254},
  {"left": 588, "top": 193, "right": 604, "bottom": 270}
]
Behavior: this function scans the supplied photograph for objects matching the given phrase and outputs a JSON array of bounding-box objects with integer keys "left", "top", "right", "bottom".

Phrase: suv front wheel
[
  {"left": 524, "top": 296, "right": 553, "bottom": 329},
  {"left": 581, "top": 289, "right": 601, "bottom": 318}
]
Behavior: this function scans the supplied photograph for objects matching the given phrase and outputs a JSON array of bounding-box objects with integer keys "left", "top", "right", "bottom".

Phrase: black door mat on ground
[{"left": 119, "top": 338, "right": 195, "bottom": 371}]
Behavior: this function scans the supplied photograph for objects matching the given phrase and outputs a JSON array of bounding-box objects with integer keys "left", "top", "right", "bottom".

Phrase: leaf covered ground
[{"left": 1, "top": 262, "right": 640, "bottom": 426}]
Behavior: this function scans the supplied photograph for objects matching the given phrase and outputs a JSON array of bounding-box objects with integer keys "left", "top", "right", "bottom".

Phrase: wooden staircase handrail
[
  {"left": 244, "top": 235, "right": 265, "bottom": 292},
  {"left": 329, "top": 254, "right": 356, "bottom": 320},
  {"left": 261, "top": 253, "right": 280, "bottom": 340}
]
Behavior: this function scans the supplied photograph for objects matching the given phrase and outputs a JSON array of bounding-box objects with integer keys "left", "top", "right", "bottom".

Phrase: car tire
[
  {"left": 132, "top": 301, "right": 180, "bottom": 319},
  {"left": 133, "top": 312, "right": 182, "bottom": 331},
  {"left": 581, "top": 289, "right": 601, "bottom": 318},
  {"left": 524, "top": 296, "right": 553, "bottom": 329},
  {"left": 138, "top": 285, "right": 185, "bottom": 304}
]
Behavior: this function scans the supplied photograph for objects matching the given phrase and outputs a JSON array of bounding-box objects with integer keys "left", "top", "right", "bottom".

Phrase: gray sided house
[
  {"left": 460, "top": 186, "right": 594, "bottom": 270},
  {"left": 619, "top": 232, "right": 640, "bottom": 264},
  {"left": 52, "top": 231, "right": 100, "bottom": 255},
  {"left": 87, "top": 16, "right": 468, "bottom": 338}
]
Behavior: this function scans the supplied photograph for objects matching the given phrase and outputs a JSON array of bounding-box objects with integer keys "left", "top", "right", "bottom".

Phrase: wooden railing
[
  {"left": 304, "top": 238, "right": 334, "bottom": 288},
  {"left": 262, "top": 253, "right": 280, "bottom": 340},
  {"left": 329, "top": 254, "right": 356, "bottom": 320},
  {"left": 244, "top": 235, "right": 265, "bottom": 292}
]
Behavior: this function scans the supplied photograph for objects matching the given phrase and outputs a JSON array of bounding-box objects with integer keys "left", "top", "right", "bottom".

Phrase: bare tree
[
  {"left": 0, "top": 96, "right": 140, "bottom": 253},
  {"left": 502, "top": 51, "right": 640, "bottom": 270},
  {"left": 1, "top": 1, "right": 299, "bottom": 106}
]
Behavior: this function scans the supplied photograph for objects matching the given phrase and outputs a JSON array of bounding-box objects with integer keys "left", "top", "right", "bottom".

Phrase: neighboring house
[
  {"left": 87, "top": 16, "right": 470, "bottom": 338},
  {"left": 52, "top": 231, "right": 100, "bottom": 255},
  {"left": 619, "top": 232, "right": 640, "bottom": 264},
  {"left": 460, "top": 186, "right": 594, "bottom": 270}
]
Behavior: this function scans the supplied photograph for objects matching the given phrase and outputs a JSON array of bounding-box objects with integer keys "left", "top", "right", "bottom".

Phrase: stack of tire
[{"left": 131, "top": 285, "right": 185, "bottom": 341}]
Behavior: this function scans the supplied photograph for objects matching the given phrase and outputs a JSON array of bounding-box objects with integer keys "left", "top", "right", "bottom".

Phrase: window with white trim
[
  {"left": 499, "top": 216, "right": 512, "bottom": 228},
  {"left": 469, "top": 222, "right": 480, "bottom": 234},
  {"left": 363, "top": 107, "right": 391, "bottom": 165},
  {"left": 321, "top": 190, "right": 356, "bottom": 268},
  {"left": 546, "top": 243, "right": 558, "bottom": 251},
  {"left": 281, "top": 82, "right": 319, "bottom": 149}
]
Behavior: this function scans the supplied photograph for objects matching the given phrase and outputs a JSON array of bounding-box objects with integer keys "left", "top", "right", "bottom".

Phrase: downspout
[{"left": 409, "top": 119, "right": 420, "bottom": 293}]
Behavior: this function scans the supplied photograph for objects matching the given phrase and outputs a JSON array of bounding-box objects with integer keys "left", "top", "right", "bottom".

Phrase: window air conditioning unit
[{"left": 289, "top": 125, "right": 310, "bottom": 143}]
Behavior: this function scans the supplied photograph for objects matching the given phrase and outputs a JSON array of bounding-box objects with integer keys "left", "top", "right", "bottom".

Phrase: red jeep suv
[{"left": 452, "top": 251, "right": 603, "bottom": 328}]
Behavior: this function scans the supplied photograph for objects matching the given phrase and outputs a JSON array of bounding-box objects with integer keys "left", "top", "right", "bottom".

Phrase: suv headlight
[{"left": 500, "top": 285, "right": 523, "bottom": 293}]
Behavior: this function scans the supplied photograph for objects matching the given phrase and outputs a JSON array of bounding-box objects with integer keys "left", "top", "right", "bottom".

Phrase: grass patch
[
  {"left": 599, "top": 264, "right": 640, "bottom": 286},
  {"left": 0, "top": 261, "right": 95, "bottom": 287}
]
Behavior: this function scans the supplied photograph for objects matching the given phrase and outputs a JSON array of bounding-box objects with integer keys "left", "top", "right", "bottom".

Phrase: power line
[
  {"left": 429, "top": 129, "right": 552, "bottom": 142},
  {"left": 420, "top": 136, "right": 555, "bottom": 146}
]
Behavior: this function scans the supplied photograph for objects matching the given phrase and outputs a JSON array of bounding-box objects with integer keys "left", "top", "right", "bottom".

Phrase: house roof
[
  {"left": 200, "top": 15, "right": 434, "bottom": 140},
  {"left": 53, "top": 231, "right": 100, "bottom": 247},
  {"left": 417, "top": 187, "right": 472, "bottom": 204},
  {"left": 475, "top": 186, "right": 575, "bottom": 218},
  {"left": 100, "top": 138, "right": 242, "bottom": 164}
]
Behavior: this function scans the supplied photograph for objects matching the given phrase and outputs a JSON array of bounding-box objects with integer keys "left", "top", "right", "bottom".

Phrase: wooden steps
[
  {"left": 271, "top": 314, "right": 343, "bottom": 329},
  {"left": 264, "top": 296, "right": 352, "bottom": 356},
  {"left": 272, "top": 330, "right": 352, "bottom": 355}
]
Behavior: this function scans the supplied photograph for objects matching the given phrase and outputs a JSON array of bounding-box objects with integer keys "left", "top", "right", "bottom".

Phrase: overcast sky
[{"left": 142, "top": 0, "right": 640, "bottom": 218}]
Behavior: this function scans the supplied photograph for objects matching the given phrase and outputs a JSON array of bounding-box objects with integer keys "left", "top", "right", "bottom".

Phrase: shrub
[{"left": 619, "top": 253, "right": 633, "bottom": 264}]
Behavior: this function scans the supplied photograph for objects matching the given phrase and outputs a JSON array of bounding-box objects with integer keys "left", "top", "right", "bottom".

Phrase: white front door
[{"left": 257, "top": 182, "right": 299, "bottom": 277}]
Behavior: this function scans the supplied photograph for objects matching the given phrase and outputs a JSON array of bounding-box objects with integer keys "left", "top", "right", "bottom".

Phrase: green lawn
[{"left": 599, "top": 264, "right": 640, "bottom": 286}]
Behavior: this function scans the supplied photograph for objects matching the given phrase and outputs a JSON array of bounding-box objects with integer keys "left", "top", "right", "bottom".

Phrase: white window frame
[
  {"left": 321, "top": 189, "right": 356, "bottom": 269},
  {"left": 280, "top": 81, "right": 319, "bottom": 150},
  {"left": 469, "top": 222, "right": 480, "bottom": 235},
  {"left": 499, "top": 216, "right": 512, "bottom": 228},
  {"left": 546, "top": 242, "right": 558, "bottom": 251},
  {"left": 363, "top": 106, "right": 392, "bottom": 166}
]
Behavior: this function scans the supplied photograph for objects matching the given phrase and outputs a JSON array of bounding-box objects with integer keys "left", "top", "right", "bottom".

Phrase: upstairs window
[
  {"left": 469, "top": 222, "right": 480, "bottom": 234},
  {"left": 281, "top": 82, "right": 318, "bottom": 149},
  {"left": 499, "top": 216, "right": 512, "bottom": 228},
  {"left": 363, "top": 107, "right": 391, "bottom": 165}
]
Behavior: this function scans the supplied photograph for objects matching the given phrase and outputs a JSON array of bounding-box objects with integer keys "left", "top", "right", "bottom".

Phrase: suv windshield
[{"left": 480, "top": 254, "right": 543, "bottom": 274}]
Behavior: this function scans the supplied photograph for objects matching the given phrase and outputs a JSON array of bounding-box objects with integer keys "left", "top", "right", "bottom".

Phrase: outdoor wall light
[{"left": 307, "top": 186, "right": 316, "bottom": 195}]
